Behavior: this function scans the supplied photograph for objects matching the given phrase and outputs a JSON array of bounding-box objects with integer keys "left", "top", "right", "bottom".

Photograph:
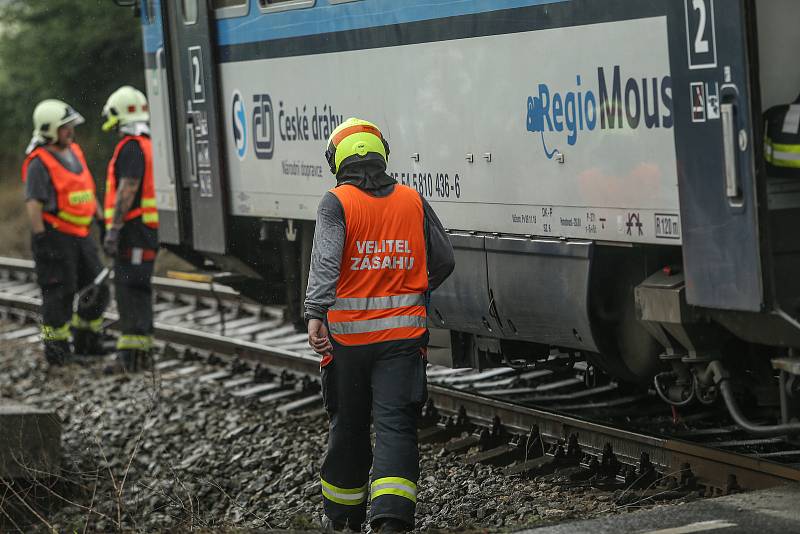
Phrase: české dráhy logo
[{"left": 231, "top": 90, "right": 247, "bottom": 161}]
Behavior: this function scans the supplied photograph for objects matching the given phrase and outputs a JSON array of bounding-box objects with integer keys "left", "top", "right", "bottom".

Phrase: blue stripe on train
[
  {"left": 141, "top": 0, "right": 164, "bottom": 53},
  {"left": 141, "top": 0, "right": 567, "bottom": 54}
]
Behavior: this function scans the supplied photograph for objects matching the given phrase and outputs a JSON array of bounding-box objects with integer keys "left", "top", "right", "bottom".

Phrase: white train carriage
[{"left": 123, "top": 0, "right": 800, "bottom": 424}]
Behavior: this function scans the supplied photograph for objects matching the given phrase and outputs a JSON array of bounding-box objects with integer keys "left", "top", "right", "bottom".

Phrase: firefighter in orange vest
[
  {"left": 305, "top": 118, "right": 455, "bottom": 532},
  {"left": 100, "top": 86, "right": 159, "bottom": 372},
  {"left": 22, "top": 99, "right": 109, "bottom": 365}
]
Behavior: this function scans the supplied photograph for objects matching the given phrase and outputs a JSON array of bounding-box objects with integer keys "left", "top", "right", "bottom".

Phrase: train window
[
  {"left": 181, "top": 0, "right": 198, "bottom": 24},
  {"left": 258, "top": 0, "right": 315, "bottom": 14},
  {"left": 213, "top": 0, "right": 250, "bottom": 19}
]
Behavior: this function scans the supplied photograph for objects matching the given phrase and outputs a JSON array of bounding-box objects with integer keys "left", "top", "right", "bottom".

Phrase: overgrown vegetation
[
  {"left": 0, "top": 181, "right": 30, "bottom": 257},
  {"left": 0, "top": 1, "right": 147, "bottom": 258},
  {"left": 0, "top": 0, "right": 144, "bottom": 181}
]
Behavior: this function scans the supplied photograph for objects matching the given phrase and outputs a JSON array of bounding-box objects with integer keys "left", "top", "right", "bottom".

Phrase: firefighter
[
  {"left": 764, "top": 92, "right": 800, "bottom": 177},
  {"left": 100, "top": 86, "right": 159, "bottom": 372},
  {"left": 22, "top": 99, "right": 109, "bottom": 365},
  {"left": 305, "top": 118, "right": 455, "bottom": 532}
]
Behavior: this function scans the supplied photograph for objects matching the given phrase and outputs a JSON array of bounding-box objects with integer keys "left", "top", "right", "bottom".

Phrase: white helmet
[
  {"left": 31, "top": 99, "right": 85, "bottom": 145},
  {"left": 102, "top": 86, "right": 149, "bottom": 132}
]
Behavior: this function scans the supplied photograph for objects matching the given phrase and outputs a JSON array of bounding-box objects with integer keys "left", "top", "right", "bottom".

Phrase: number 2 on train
[
  {"left": 685, "top": 0, "right": 717, "bottom": 69},
  {"left": 188, "top": 46, "right": 206, "bottom": 103},
  {"left": 692, "top": 0, "right": 709, "bottom": 53}
]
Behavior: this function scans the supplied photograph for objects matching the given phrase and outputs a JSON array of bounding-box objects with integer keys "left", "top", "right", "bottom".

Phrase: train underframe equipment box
[{"left": 131, "top": 0, "right": 800, "bottom": 427}]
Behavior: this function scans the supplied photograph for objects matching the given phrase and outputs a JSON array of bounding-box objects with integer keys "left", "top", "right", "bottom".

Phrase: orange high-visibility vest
[
  {"left": 104, "top": 135, "right": 158, "bottom": 230},
  {"left": 21, "top": 143, "right": 96, "bottom": 237},
  {"left": 327, "top": 184, "right": 428, "bottom": 346}
]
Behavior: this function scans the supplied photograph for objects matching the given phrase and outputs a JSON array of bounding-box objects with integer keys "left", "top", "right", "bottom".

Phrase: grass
[{"left": 0, "top": 180, "right": 32, "bottom": 258}]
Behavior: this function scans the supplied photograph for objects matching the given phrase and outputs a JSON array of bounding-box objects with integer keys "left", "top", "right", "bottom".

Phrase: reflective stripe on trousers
[
  {"left": 766, "top": 138, "right": 800, "bottom": 168},
  {"left": 371, "top": 476, "right": 417, "bottom": 503},
  {"left": 116, "top": 334, "right": 153, "bottom": 351},
  {"left": 71, "top": 313, "right": 103, "bottom": 332},
  {"left": 772, "top": 150, "right": 800, "bottom": 168},
  {"left": 321, "top": 478, "right": 367, "bottom": 506},
  {"left": 41, "top": 323, "right": 70, "bottom": 341}
]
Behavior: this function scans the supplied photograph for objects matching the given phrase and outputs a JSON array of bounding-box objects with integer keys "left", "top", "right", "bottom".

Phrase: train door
[
  {"left": 149, "top": 45, "right": 181, "bottom": 245},
  {"left": 163, "top": 0, "right": 229, "bottom": 254},
  {"left": 138, "top": 0, "right": 181, "bottom": 245},
  {"left": 670, "top": 0, "right": 765, "bottom": 312}
]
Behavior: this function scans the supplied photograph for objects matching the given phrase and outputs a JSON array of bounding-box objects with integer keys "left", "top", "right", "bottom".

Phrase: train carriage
[{"left": 125, "top": 0, "right": 800, "bottom": 429}]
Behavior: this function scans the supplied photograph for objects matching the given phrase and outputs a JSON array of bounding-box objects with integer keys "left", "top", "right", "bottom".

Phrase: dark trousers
[
  {"left": 114, "top": 259, "right": 154, "bottom": 350},
  {"left": 320, "top": 336, "right": 428, "bottom": 529},
  {"left": 32, "top": 228, "right": 105, "bottom": 340}
]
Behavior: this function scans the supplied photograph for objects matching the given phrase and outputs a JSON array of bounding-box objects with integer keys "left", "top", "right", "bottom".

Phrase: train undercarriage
[{"left": 131, "top": 0, "right": 800, "bottom": 432}]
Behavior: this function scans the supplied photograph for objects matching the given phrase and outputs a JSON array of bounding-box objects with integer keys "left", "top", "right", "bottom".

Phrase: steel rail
[
  {"left": 0, "top": 256, "right": 799, "bottom": 492},
  {"left": 0, "top": 257, "right": 241, "bottom": 301},
  {"left": 428, "top": 385, "right": 800, "bottom": 490}
]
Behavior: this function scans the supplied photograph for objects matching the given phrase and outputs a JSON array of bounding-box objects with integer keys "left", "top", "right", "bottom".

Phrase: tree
[{"left": 0, "top": 0, "right": 144, "bottom": 181}]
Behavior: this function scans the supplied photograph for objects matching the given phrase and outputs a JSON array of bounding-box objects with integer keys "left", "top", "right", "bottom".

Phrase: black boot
[
  {"left": 136, "top": 350, "right": 153, "bottom": 371},
  {"left": 103, "top": 349, "right": 138, "bottom": 374},
  {"left": 370, "top": 518, "right": 410, "bottom": 533},
  {"left": 70, "top": 327, "right": 88, "bottom": 355},
  {"left": 72, "top": 328, "right": 108, "bottom": 356},
  {"left": 72, "top": 328, "right": 109, "bottom": 356},
  {"left": 322, "top": 516, "right": 360, "bottom": 533},
  {"left": 44, "top": 340, "right": 71, "bottom": 366},
  {"left": 84, "top": 331, "right": 109, "bottom": 355}
]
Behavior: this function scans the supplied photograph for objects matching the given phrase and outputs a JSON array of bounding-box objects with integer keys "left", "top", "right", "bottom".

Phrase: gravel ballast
[{"left": 0, "top": 328, "right": 686, "bottom": 532}]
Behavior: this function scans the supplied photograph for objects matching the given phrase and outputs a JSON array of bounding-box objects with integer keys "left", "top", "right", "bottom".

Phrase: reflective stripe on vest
[
  {"left": 105, "top": 135, "right": 159, "bottom": 229},
  {"left": 330, "top": 294, "right": 425, "bottom": 311},
  {"left": 53, "top": 211, "right": 93, "bottom": 226},
  {"left": 21, "top": 144, "right": 96, "bottom": 237},
  {"left": 329, "top": 313, "right": 427, "bottom": 335},
  {"left": 327, "top": 184, "right": 428, "bottom": 346},
  {"left": 766, "top": 137, "right": 800, "bottom": 169}
]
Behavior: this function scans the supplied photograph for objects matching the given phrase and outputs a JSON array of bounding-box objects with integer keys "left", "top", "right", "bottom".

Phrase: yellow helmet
[
  {"left": 102, "top": 86, "right": 149, "bottom": 132},
  {"left": 324, "top": 117, "right": 390, "bottom": 175},
  {"left": 31, "top": 99, "right": 84, "bottom": 144}
]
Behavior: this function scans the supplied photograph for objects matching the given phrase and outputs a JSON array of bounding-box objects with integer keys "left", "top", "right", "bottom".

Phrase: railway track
[{"left": 1, "top": 256, "right": 799, "bottom": 500}]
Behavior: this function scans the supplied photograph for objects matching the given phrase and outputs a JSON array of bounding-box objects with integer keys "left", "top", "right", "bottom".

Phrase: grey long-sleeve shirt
[{"left": 304, "top": 184, "right": 455, "bottom": 321}]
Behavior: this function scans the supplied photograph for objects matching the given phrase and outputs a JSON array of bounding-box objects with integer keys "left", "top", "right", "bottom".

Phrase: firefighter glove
[{"left": 32, "top": 232, "right": 60, "bottom": 261}]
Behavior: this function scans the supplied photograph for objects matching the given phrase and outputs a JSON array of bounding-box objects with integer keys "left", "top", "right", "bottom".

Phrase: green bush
[{"left": 0, "top": 0, "right": 144, "bottom": 184}]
